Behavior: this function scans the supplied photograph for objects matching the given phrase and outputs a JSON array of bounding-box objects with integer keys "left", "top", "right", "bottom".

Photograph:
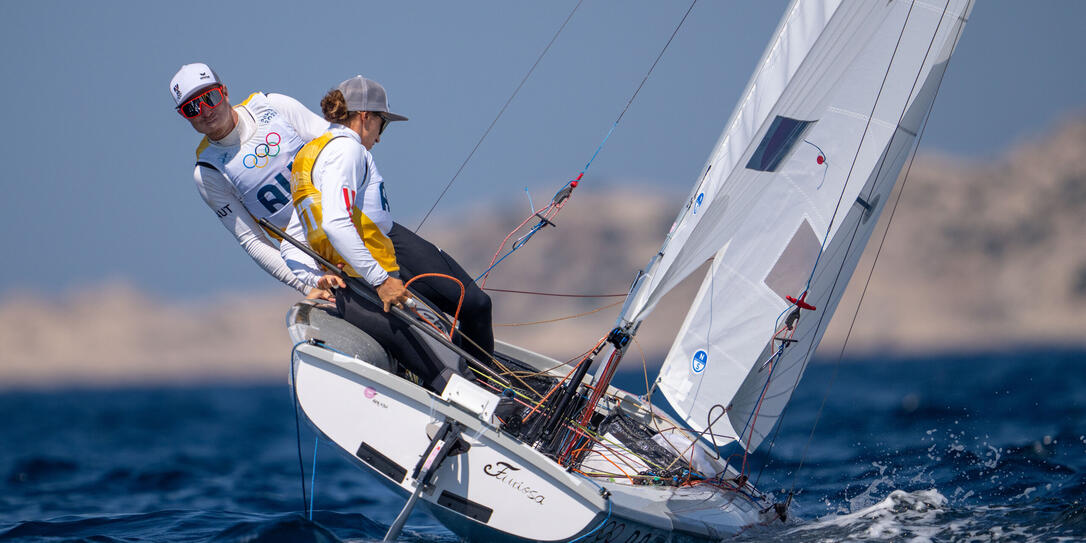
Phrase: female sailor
[
  {"left": 284, "top": 75, "right": 492, "bottom": 392},
  {"left": 170, "top": 62, "right": 344, "bottom": 299}
]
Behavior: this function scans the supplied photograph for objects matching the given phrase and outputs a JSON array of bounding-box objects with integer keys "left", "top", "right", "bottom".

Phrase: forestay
[{"left": 620, "top": 0, "right": 973, "bottom": 451}]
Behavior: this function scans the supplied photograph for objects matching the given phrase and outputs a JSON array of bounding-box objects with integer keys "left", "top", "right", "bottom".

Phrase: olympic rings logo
[{"left": 242, "top": 132, "right": 282, "bottom": 169}]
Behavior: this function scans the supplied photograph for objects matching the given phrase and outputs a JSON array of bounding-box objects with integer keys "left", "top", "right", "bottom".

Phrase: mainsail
[{"left": 619, "top": 0, "right": 973, "bottom": 451}]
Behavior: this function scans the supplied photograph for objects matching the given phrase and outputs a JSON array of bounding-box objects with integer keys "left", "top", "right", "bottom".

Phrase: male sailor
[{"left": 170, "top": 62, "right": 343, "bottom": 298}]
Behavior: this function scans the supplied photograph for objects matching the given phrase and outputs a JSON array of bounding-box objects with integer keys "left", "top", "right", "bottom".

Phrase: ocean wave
[{"left": 762, "top": 488, "right": 1086, "bottom": 543}]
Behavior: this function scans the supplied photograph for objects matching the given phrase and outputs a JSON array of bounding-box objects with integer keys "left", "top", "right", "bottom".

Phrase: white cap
[
  {"left": 169, "top": 63, "right": 222, "bottom": 106},
  {"left": 336, "top": 75, "right": 408, "bottom": 121}
]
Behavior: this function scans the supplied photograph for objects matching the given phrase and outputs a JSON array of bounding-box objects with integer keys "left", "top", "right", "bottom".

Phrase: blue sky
[{"left": 2, "top": 1, "right": 1083, "bottom": 299}]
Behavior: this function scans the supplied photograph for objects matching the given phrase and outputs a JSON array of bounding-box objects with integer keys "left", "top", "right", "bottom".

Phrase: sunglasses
[
  {"left": 177, "top": 86, "right": 225, "bottom": 119},
  {"left": 372, "top": 111, "right": 389, "bottom": 135}
]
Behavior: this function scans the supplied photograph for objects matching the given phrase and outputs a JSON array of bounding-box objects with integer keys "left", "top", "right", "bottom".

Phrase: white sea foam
[
  {"left": 781, "top": 489, "right": 1072, "bottom": 543},
  {"left": 789, "top": 489, "right": 948, "bottom": 541}
]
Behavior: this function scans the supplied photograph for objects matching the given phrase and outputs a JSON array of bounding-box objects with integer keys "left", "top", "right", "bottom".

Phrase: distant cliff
[{"left": 3, "top": 116, "right": 1083, "bottom": 386}]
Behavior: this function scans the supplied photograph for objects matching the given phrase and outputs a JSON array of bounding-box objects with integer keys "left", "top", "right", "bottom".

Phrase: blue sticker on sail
[
  {"left": 692, "top": 350, "right": 708, "bottom": 374},
  {"left": 692, "top": 192, "right": 704, "bottom": 215}
]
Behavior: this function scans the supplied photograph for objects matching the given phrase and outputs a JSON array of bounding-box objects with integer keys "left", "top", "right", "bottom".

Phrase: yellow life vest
[{"left": 291, "top": 130, "right": 399, "bottom": 280}]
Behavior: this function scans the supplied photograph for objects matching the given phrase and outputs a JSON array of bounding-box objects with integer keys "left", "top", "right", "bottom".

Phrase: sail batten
[{"left": 622, "top": 0, "right": 973, "bottom": 453}]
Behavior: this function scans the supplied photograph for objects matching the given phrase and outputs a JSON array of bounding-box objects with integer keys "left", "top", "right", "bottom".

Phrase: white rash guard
[
  {"left": 191, "top": 92, "right": 329, "bottom": 293},
  {"left": 283, "top": 127, "right": 396, "bottom": 288}
]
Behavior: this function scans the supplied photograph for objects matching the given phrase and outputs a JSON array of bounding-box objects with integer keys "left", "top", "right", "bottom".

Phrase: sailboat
[{"left": 277, "top": 0, "right": 974, "bottom": 540}]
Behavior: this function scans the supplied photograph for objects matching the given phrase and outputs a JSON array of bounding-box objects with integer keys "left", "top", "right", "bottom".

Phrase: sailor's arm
[
  {"left": 280, "top": 211, "right": 344, "bottom": 300},
  {"left": 315, "top": 140, "right": 409, "bottom": 310},
  {"left": 193, "top": 165, "right": 311, "bottom": 294},
  {"left": 279, "top": 210, "right": 324, "bottom": 285}
]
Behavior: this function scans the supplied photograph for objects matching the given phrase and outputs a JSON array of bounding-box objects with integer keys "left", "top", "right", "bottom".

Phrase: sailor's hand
[
  {"left": 305, "top": 286, "right": 336, "bottom": 303},
  {"left": 376, "top": 277, "right": 410, "bottom": 312},
  {"left": 305, "top": 274, "right": 346, "bottom": 303},
  {"left": 316, "top": 273, "right": 346, "bottom": 291}
]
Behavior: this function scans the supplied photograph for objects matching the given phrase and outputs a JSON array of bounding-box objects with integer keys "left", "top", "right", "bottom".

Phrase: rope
[
  {"left": 783, "top": 0, "right": 965, "bottom": 497},
  {"left": 521, "top": 342, "right": 601, "bottom": 423},
  {"left": 404, "top": 273, "right": 465, "bottom": 341},
  {"left": 494, "top": 299, "right": 623, "bottom": 327},
  {"left": 395, "top": 272, "right": 545, "bottom": 395},
  {"left": 309, "top": 436, "right": 319, "bottom": 520},
  {"left": 745, "top": 0, "right": 926, "bottom": 479},
  {"left": 290, "top": 340, "right": 310, "bottom": 519},
  {"left": 483, "top": 287, "right": 626, "bottom": 298},
  {"left": 475, "top": 0, "right": 700, "bottom": 285},
  {"left": 477, "top": 206, "right": 561, "bottom": 286},
  {"left": 416, "top": 0, "right": 586, "bottom": 233},
  {"left": 567, "top": 494, "right": 612, "bottom": 543},
  {"left": 568, "top": 0, "right": 699, "bottom": 186}
]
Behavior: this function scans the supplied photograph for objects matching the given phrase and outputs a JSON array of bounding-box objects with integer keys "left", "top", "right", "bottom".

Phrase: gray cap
[{"left": 336, "top": 75, "right": 408, "bottom": 121}]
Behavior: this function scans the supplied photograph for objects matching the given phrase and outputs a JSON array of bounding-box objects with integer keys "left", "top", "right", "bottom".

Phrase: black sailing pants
[{"left": 335, "top": 222, "right": 494, "bottom": 389}]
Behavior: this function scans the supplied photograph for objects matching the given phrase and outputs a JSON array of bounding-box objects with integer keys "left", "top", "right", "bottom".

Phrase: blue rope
[
  {"left": 568, "top": 496, "right": 612, "bottom": 542},
  {"left": 290, "top": 340, "right": 310, "bottom": 519},
  {"left": 576, "top": 121, "right": 618, "bottom": 181},
  {"left": 572, "top": 0, "right": 698, "bottom": 183},
  {"left": 292, "top": 341, "right": 360, "bottom": 521},
  {"left": 472, "top": 1, "right": 699, "bottom": 284},
  {"left": 292, "top": 340, "right": 366, "bottom": 521},
  {"left": 524, "top": 187, "right": 536, "bottom": 213},
  {"left": 309, "top": 436, "right": 319, "bottom": 520},
  {"left": 473, "top": 221, "right": 547, "bottom": 283}
]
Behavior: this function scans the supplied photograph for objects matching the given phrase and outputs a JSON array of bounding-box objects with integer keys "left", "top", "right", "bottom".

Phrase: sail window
[
  {"left": 765, "top": 219, "right": 821, "bottom": 302},
  {"left": 746, "top": 116, "right": 815, "bottom": 172}
]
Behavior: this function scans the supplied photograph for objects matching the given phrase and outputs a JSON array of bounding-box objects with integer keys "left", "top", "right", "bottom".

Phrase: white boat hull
[{"left": 286, "top": 301, "right": 769, "bottom": 542}]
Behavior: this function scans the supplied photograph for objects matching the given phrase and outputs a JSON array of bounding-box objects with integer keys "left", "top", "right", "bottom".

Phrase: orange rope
[
  {"left": 404, "top": 273, "right": 465, "bottom": 342},
  {"left": 479, "top": 205, "right": 553, "bottom": 288},
  {"left": 571, "top": 446, "right": 634, "bottom": 483},
  {"left": 521, "top": 356, "right": 587, "bottom": 423},
  {"left": 737, "top": 322, "right": 796, "bottom": 475},
  {"left": 521, "top": 337, "right": 606, "bottom": 423}
]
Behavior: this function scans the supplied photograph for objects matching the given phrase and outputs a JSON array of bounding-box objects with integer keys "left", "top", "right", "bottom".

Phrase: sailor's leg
[
  {"left": 387, "top": 223, "right": 494, "bottom": 361},
  {"left": 335, "top": 285, "right": 448, "bottom": 390}
]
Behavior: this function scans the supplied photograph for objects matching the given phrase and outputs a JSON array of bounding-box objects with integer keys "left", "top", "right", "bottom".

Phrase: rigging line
[
  {"left": 415, "top": 0, "right": 585, "bottom": 234},
  {"left": 801, "top": 0, "right": 920, "bottom": 297},
  {"left": 474, "top": 220, "right": 548, "bottom": 283},
  {"left": 754, "top": 0, "right": 926, "bottom": 484},
  {"left": 785, "top": 0, "right": 964, "bottom": 496},
  {"left": 635, "top": 337, "right": 707, "bottom": 465},
  {"left": 759, "top": 0, "right": 922, "bottom": 446},
  {"left": 767, "top": 0, "right": 922, "bottom": 377},
  {"left": 309, "top": 436, "right": 318, "bottom": 520},
  {"left": 760, "top": 0, "right": 938, "bottom": 486},
  {"left": 290, "top": 341, "right": 310, "bottom": 519},
  {"left": 573, "top": 0, "right": 699, "bottom": 182},
  {"left": 466, "top": 1, "right": 700, "bottom": 288},
  {"left": 494, "top": 299, "right": 624, "bottom": 327},
  {"left": 483, "top": 287, "right": 626, "bottom": 298}
]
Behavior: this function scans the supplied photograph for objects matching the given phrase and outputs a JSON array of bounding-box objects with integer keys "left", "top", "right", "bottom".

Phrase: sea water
[{"left": 1, "top": 349, "right": 1083, "bottom": 542}]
